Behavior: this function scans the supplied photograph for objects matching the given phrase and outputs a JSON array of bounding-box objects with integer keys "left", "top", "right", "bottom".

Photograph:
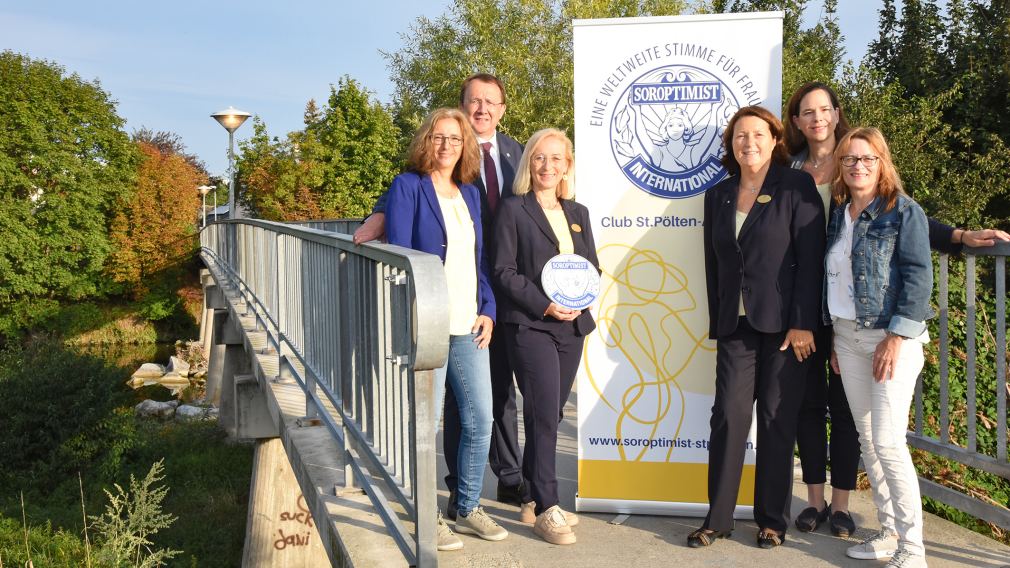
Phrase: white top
[
  {"left": 826, "top": 204, "right": 857, "bottom": 320},
  {"left": 437, "top": 192, "right": 479, "bottom": 335},
  {"left": 815, "top": 183, "right": 832, "bottom": 228},
  {"left": 736, "top": 210, "right": 748, "bottom": 317},
  {"left": 477, "top": 133, "right": 504, "bottom": 197}
]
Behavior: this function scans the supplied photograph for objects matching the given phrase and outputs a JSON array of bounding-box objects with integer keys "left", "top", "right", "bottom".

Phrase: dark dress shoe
[
  {"left": 446, "top": 489, "right": 458, "bottom": 521},
  {"left": 794, "top": 501, "right": 830, "bottom": 532},
  {"left": 829, "top": 510, "right": 856, "bottom": 538},
  {"left": 756, "top": 528, "right": 785, "bottom": 549},
  {"left": 495, "top": 480, "right": 524, "bottom": 506},
  {"left": 687, "top": 527, "right": 731, "bottom": 548}
]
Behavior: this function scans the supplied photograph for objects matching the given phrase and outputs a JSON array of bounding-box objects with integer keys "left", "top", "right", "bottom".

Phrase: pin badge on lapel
[
  {"left": 757, "top": 195, "right": 772, "bottom": 204},
  {"left": 571, "top": 223, "right": 582, "bottom": 233}
]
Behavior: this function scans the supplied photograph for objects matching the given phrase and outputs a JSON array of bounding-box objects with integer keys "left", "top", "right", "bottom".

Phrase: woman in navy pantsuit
[
  {"left": 493, "top": 128, "right": 599, "bottom": 545},
  {"left": 688, "top": 106, "right": 825, "bottom": 550}
]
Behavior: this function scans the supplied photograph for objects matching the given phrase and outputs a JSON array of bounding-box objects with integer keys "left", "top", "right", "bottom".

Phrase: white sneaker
[
  {"left": 533, "top": 505, "right": 576, "bottom": 545},
  {"left": 456, "top": 506, "right": 508, "bottom": 541},
  {"left": 886, "top": 547, "right": 927, "bottom": 568},
  {"left": 437, "top": 513, "right": 463, "bottom": 551},
  {"left": 846, "top": 529, "right": 899, "bottom": 560},
  {"left": 519, "top": 501, "right": 580, "bottom": 526}
]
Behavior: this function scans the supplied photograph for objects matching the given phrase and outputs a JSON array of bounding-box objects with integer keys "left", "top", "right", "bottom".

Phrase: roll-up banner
[{"left": 574, "top": 12, "right": 783, "bottom": 517}]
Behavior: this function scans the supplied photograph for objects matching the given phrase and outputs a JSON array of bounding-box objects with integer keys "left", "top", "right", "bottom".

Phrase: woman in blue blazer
[
  {"left": 690, "top": 106, "right": 825, "bottom": 550},
  {"left": 494, "top": 128, "right": 599, "bottom": 545},
  {"left": 385, "top": 108, "right": 507, "bottom": 549}
]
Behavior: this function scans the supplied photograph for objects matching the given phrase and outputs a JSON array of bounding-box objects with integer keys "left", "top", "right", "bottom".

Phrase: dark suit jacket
[
  {"left": 493, "top": 192, "right": 599, "bottom": 336},
  {"left": 385, "top": 171, "right": 495, "bottom": 321},
  {"left": 703, "top": 164, "right": 825, "bottom": 339}
]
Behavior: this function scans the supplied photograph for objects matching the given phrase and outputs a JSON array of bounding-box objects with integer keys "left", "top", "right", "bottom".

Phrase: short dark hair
[
  {"left": 720, "top": 105, "right": 789, "bottom": 176},
  {"left": 784, "top": 82, "right": 850, "bottom": 155},
  {"left": 459, "top": 73, "right": 507, "bottom": 107}
]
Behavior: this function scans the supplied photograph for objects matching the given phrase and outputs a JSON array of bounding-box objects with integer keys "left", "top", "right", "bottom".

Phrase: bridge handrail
[
  {"left": 911, "top": 240, "right": 1010, "bottom": 530},
  {"left": 200, "top": 218, "right": 445, "bottom": 566}
]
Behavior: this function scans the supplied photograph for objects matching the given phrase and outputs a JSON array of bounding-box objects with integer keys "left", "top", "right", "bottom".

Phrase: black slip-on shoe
[
  {"left": 495, "top": 480, "right": 524, "bottom": 506},
  {"left": 829, "top": 509, "right": 856, "bottom": 538},
  {"left": 794, "top": 501, "right": 830, "bottom": 532}
]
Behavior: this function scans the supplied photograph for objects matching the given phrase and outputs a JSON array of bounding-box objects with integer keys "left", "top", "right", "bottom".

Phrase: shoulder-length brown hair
[
  {"left": 720, "top": 105, "right": 789, "bottom": 176},
  {"left": 832, "top": 127, "right": 905, "bottom": 211},
  {"left": 512, "top": 128, "right": 575, "bottom": 200},
  {"left": 784, "top": 82, "right": 850, "bottom": 156},
  {"left": 405, "top": 108, "right": 480, "bottom": 184}
]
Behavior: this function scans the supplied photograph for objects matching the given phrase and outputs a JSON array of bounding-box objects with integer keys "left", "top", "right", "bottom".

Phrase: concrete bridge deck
[
  {"left": 202, "top": 237, "right": 1010, "bottom": 567},
  {"left": 262, "top": 361, "right": 1010, "bottom": 567}
]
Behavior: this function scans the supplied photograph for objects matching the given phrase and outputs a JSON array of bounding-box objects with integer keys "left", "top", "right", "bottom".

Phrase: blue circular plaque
[{"left": 541, "top": 254, "right": 600, "bottom": 310}]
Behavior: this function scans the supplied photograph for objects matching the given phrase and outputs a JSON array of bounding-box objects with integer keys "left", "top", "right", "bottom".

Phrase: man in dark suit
[{"left": 353, "top": 74, "right": 526, "bottom": 517}]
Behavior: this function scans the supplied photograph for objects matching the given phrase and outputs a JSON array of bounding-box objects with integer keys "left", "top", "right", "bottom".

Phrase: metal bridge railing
[
  {"left": 911, "top": 240, "right": 1010, "bottom": 530},
  {"left": 201, "top": 219, "right": 447, "bottom": 567}
]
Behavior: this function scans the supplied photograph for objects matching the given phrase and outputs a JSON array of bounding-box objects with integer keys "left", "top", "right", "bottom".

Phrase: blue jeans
[{"left": 434, "top": 333, "right": 493, "bottom": 516}]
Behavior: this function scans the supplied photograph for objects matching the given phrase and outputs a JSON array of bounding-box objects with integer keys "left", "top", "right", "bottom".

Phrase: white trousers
[{"left": 833, "top": 319, "right": 925, "bottom": 557}]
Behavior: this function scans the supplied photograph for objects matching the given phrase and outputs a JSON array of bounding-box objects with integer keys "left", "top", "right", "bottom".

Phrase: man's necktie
[{"left": 481, "top": 141, "right": 499, "bottom": 214}]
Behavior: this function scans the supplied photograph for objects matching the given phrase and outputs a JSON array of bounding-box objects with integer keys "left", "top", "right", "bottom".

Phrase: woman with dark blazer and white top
[
  {"left": 689, "top": 106, "right": 825, "bottom": 550},
  {"left": 494, "top": 128, "right": 599, "bottom": 545}
]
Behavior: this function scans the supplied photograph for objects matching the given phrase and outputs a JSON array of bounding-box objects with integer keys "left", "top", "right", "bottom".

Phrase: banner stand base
[{"left": 576, "top": 495, "right": 755, "bottom": 520}]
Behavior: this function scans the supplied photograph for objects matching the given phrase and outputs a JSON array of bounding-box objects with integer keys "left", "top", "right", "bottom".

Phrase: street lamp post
[
  {"left": 211, "top": 106, "right": 251, "bottom": 219},
  {"left": 197, "top": 185, "right": 213, "bottom": 227}
]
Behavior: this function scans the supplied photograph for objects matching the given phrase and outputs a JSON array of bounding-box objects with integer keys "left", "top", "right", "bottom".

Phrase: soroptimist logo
[{"left": 611, "top": 64, "right": 740, "bottom": 199}]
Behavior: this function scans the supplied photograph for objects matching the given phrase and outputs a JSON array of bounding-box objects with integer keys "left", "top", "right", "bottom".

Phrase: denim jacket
[{"left": 822, "top": 194, "right": 933, "bottom": 337}]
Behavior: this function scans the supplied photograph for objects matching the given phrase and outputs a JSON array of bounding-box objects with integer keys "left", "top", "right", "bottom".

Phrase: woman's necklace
[
  {"left": 537, "top": 196, "right": 560, "bottom": 210},
  {"left": 808, "top": 156, "right": 823, "bottom": 169}
]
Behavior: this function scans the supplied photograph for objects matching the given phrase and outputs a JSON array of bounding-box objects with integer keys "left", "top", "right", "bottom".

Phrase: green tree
[
  {"left": 0, "top": 51, "right": 137, "bottom": 337},
  {"left": 385, "top": 0, "right": 689, "bottom": 144},
  {"left": 237, "top": 77, "right": 400, "bottom": 221}
]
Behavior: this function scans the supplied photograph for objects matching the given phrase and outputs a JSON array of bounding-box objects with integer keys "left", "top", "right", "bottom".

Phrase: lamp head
[
  {"left": 197, "top": 184, "right": 213, "bottom": 196},
  {"left": 211, "top": 106, "right": 251, "bottom": 133}
]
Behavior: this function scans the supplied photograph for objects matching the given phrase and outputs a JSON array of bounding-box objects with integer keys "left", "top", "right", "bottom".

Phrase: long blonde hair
[
  {"left": 832, "top": 127, "right": 905, "bottom": 211},
  {"left": 512, "top": 128, "right": 575, "bottom": 199},
  {"left": 405, "top": 108, "right": 480, "bottom": 184}
]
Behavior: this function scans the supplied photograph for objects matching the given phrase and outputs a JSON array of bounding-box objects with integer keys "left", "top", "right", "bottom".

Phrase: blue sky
[{"left": 2, "top": 1, "right": 882, "bottom": 176}]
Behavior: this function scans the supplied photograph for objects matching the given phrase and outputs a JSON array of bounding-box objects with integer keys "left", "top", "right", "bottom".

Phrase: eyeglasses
[
  {"left": 532, "top": 154, "right": 566, "bottom": 167},
  {"left": 465, "top": 98, "right": 503, "bottom": 110},
  {"left": 840, "top": 155, "right": 880, "bottom": 168},
  {"left": 430, "top": 134, "right": 464, "bottom": 147}
]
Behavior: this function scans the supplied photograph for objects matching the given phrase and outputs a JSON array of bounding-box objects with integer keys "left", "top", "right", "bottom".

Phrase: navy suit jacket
[
  {"left": 493, "top": 192, "right": 599, "bottom": 336},
  {"left": 385, "top": 171, "right": 495, "bottom": 321},
  {"left": 374, "top": 131, "right": 523, "bottom": 244},
  {"left": 703, "top": 164, "right": 826, "bottom": 339}
]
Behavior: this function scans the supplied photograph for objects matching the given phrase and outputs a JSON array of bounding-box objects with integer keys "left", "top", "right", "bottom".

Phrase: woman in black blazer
[
  {"left": 688, "top": 106, "right": 825, "bottom": 549},
  {"left": 494, "top": 128, "right": 599, "bottom": 545}
]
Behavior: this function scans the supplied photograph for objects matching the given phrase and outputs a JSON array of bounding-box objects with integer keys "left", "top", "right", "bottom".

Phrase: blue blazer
[{"left": 385, "top": 171, "right": 496, "bottom": 322}]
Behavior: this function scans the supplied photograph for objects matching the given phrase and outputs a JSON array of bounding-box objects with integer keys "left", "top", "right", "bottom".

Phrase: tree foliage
[
  {"left": 385, "top": 0, "right": 690, "bottom": 144},
  {"left": 106, "top": 140, "right": 205, "bottom": 302},
  {"left": 0, "top": 51, "right": 137, "bottom": 337},
  {"left": 236, "top": 76, "right": 400, "bottom": 221}
]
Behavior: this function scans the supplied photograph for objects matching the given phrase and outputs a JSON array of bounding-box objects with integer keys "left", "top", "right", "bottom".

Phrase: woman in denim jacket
[{"left": 824, "top": 127, "right": 931, "bottom": 568}]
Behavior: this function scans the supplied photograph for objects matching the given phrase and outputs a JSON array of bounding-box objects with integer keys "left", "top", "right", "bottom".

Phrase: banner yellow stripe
[{"left": 578, "top": 459, "right": 755, "bottom": 505}]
